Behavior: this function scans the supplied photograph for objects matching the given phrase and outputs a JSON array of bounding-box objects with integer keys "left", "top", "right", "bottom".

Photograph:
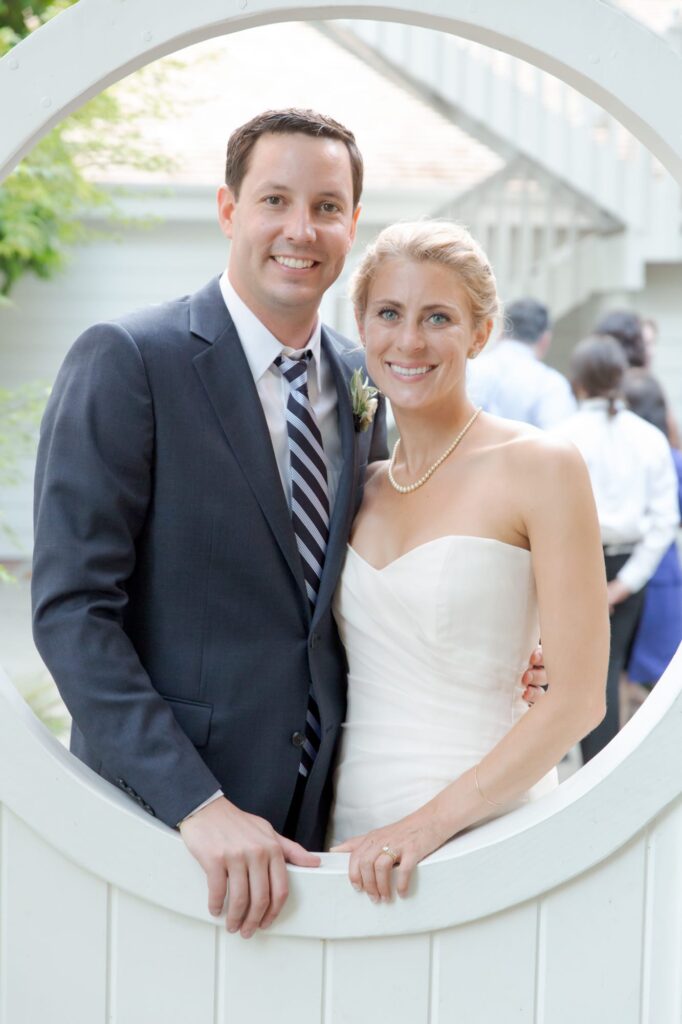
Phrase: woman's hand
[
  {"left": 330, "top": 810, "right": 448, "bottom": 902},
  {"left": 522, "top": 645, "right": 549, "bottom": 705}
]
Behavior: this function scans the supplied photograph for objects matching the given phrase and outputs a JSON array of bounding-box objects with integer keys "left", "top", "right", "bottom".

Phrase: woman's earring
[{"left": 468, "top": 349, "right": 478, "bottom": 359}]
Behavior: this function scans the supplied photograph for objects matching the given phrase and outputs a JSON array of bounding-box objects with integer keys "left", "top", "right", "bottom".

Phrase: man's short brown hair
[{"left": 225, "top": 108, "right": 363, "bottom": 208}]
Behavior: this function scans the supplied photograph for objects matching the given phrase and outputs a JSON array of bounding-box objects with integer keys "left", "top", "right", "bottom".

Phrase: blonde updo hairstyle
[{"left": 349, "top": 220, "right": 501, "bottom": 330}]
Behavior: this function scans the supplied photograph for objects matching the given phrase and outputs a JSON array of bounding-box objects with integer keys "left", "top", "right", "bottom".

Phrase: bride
[{"left": 329, "top": 221, "right": 609, "bottom": 901}]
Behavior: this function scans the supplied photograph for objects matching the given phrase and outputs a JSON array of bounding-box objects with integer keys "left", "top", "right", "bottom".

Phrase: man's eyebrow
[
  {"left": 257, "top": 181, "right": 291, "bottom": 193},
  {"left": 256, "top": 183, "right": 347, "bottom": 202}
]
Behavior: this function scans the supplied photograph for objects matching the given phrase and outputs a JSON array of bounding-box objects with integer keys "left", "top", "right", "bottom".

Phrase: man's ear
[
  {"left": 536, "top": 330, "right": 552, "bottom": 359},
  {"left": 217, "top": 184, "right": 237, "bottom": 239},
  {"left": 348, "top": 203, "right": 362, "bottom": 251},
  {"left": 354, "top": 309, "right": 366, "bottom": 346}
]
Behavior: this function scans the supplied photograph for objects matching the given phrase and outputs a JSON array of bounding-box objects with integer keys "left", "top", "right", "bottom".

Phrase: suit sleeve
[{"left": 32, "top": 323, "right": 221, "bottom": 826}]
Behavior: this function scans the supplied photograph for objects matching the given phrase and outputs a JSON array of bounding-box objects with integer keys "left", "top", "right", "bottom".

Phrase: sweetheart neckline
[{"left": 346, "top": 535, "right": 532, "bottom": 573}]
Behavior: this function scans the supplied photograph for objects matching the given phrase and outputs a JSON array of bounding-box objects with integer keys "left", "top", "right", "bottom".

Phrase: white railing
[
  {"left": 434, "top": 157, "right": 628, "bottom": 317},
  {"left": 333, "top": 20, "right": 682, "bottom": 260},
  {"left": 2, "top": 651, "right": 682, "bottom": 1022}
]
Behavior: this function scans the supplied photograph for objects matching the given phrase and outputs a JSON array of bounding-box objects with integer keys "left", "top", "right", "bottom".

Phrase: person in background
[
  {"left": 467, "top": 297, "right": 576, "bottom": 429},
  {"left": 595, "top": 310, "right": 647, "bottom": 368},
  {"left": 596, "top": 309, "right": 680, "bottom": 447},
  {"left": 553, "top": 336, "right": 679, "bottom": 762},
  {"left": 623, "top": 369, "right": 682, "bottom": 695}
]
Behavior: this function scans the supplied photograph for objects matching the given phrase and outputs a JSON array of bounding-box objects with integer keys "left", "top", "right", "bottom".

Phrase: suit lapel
[
  {"left": 190, "top": 279, "right": 308, "bottom": 614},
  {"left": 312, "top": 329, "right": 357, "bottom": 625}
]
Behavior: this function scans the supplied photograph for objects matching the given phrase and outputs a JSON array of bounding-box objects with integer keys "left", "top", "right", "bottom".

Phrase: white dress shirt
[
  {"left": 219, "top": 272, "right": 342, "bottom": 513},
  {"left": 552, "top": 398, "right": 680, "bottom": 593},
  {"left": 467, "top": 339, "right": 577, "bottom": 429},
  {"left": 181, "top": 273, "right": 344, "bottom": 824}
]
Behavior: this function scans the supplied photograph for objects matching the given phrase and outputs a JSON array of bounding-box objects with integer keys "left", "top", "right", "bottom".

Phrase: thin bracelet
[{"left": 474, "top": 764, "right": 503, "bottom": 808}]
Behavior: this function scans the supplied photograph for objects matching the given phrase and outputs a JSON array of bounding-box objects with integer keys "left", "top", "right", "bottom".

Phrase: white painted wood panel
[
  {"left": 0, "top": 809, "right": 108, "bottom": 1024},
  {"left": 218, "top": 931, "right": 323, "bottom": 1024},
  {"left": 539, "top": 836, "right": 646, "bottom": 1024},
  {"left": 640, "top": 797, "right": 682, "bottom": 1023},
  {"left": 434, "top": 901, "right": 539, "bottom": 1021},
  {"left": 109, "top": 889, "right": 216, "bottom": 1024},
  {"left": 324, "top": 933, "right": 431, "bottom": 1023}
]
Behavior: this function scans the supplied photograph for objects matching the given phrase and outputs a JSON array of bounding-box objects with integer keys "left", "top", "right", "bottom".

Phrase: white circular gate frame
[{"left": 1, "top": 0, "right": 682, "bottom": 942}]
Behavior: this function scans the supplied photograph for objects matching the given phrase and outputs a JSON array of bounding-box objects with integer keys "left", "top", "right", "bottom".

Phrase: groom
[{"left": 32, "top": 108, "right": 545, "bottom": 938}]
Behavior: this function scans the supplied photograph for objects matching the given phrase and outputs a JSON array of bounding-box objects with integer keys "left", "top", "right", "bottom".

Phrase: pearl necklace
[{"left": 388, "top": 407, "right": 482, "bottom": 494}]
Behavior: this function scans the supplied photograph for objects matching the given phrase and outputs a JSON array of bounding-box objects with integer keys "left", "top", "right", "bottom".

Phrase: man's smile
[{"left": 272, "top": 255, "right": 318, "bottom": 270}]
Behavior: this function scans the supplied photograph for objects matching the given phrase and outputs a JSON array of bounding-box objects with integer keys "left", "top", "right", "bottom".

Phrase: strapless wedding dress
[{"left": 329, "top": 536, "right": 558, "bottom": 845}]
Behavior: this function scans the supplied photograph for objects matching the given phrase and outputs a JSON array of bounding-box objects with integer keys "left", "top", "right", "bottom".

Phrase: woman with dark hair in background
[
  {"left": 596, "top": 309, "right": 680, "bottom": 447},
  {"left": 595, "top": 310, "right": 647, "bottom": 369},
  {"left": 553, "top": 336, "right": 679, "bottom": 762},
  {"left": 623, "top": 370, "right": 682, "bottom": 695}
]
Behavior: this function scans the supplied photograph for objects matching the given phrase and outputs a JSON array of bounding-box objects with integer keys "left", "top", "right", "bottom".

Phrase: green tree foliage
[
  {"left": 0, "top": 1, "right": 174, "bottom": 581},
  {"left": 0, "top": 382, "right": 47, "bottom": 580},
  {"left": 0, "top": 0, "right": 63, "bottom": 36},
  {"left": 0, "top": 0, "right": 173, "bottom": 297}
]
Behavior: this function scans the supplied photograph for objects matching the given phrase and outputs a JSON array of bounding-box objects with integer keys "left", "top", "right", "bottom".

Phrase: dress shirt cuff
[
  {"left": 177, "top": 789, "right": 224, "bottom": 827},
  {"left": 617, "top": 540, "right": 673, "bottom": 594}
]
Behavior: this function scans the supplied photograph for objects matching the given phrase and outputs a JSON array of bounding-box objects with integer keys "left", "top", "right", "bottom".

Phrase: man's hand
[
  {"left": 606, "top": 577, "right": 632, "bottom": 613},
  {"left": 179, "top": 797, "right": 321, "bottom": 938},
  {"left": 521, "top": 645, "right": 548, "bottom": 705}
]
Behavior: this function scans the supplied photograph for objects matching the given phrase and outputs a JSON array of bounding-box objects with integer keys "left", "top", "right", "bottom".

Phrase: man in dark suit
[{"left": 32, "top": 109, "right": 387, "bottom": 938}]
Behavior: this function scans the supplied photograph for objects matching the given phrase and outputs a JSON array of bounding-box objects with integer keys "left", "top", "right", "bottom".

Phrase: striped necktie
[{"left": 274, "top": 350, "right": 329, "bottom": 780}]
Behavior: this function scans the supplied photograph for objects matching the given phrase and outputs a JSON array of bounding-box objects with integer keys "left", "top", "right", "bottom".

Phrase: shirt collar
[
  {"left": 219, "top": 270, "right": 322, "bottom": 389},
  {"left": 580, "top": 396, "right": 626, "bottom": 414},
  {"left": 501, "top": 339, "right": 538, "bottom": 359}
]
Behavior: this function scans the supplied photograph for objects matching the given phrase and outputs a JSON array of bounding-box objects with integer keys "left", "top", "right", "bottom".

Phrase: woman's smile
[{"left": 386, "top": 361, "right": 438, "bottom": 381}]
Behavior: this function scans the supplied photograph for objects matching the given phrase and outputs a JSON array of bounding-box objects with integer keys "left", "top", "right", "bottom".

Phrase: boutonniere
[{"left": 350, "top": 368, "right": 379, "bottom": 433}]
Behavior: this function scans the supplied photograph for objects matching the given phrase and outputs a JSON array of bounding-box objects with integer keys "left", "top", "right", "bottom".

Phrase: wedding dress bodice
[{"left": 329, "top": 535, "right": 557, "bottom": 845}]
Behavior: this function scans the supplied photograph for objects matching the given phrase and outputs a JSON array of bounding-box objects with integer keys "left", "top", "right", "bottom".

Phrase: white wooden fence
[
  {"left": 2, "top": 1, "right": 682, "bottom": 1020},
  {"left": 2, "top": 654, "right": 682, "bottom": 1023}
]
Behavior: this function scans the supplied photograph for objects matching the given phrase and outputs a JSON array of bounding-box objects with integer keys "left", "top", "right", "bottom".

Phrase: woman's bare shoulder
[
  {"left": 364, "top": 460, "right": 388, "bottom": 485},
  {"left": 479, "top": 414, "right": 583, "bottom": 476}
]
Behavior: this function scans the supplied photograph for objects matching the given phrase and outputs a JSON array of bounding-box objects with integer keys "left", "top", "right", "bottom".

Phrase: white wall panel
[
  {"left": 324, "top": 933, "right": 431, "bottom": 1023},
  {"left": 641, "top": 797, "right": 682, "bottom": 1023},
  {"left": 109, "top": 889, "right": 215, "bottom": 1024},
  {"left": 434, "top": 901, "right": 538, "bottom": 1021},
  {"left": 218, "top": 930, "right": 323, "bottom": 1024},
  {"left": 0, "top": 810, "right": 107, "bottom": 1024},
  {"left": 540, "top": 836, "right": 647, "bottom": 1024}
]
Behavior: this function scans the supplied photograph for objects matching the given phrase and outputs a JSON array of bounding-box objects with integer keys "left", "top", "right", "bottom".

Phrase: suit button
[{"left": 291, "top": 731, "right": 305, "bottom": 748}]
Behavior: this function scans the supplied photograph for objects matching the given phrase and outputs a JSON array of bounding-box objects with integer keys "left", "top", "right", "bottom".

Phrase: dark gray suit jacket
[{"left": 32, "top": 276, "right": 387, "bottom": 849}]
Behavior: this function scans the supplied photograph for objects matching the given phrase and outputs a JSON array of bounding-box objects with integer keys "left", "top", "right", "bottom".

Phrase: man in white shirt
[{"left": 468, "top": 297, "right": 576, "bottom": 428}]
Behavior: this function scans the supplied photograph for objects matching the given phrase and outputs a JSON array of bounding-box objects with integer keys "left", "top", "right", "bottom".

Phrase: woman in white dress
[{"left": 329, "top": 221, "right": 609, "bottom": 902}]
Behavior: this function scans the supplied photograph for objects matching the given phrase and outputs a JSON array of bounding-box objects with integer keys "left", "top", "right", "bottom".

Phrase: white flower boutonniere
[{"left": 350, "top": 368, "right": 380, "bottom": 433}]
